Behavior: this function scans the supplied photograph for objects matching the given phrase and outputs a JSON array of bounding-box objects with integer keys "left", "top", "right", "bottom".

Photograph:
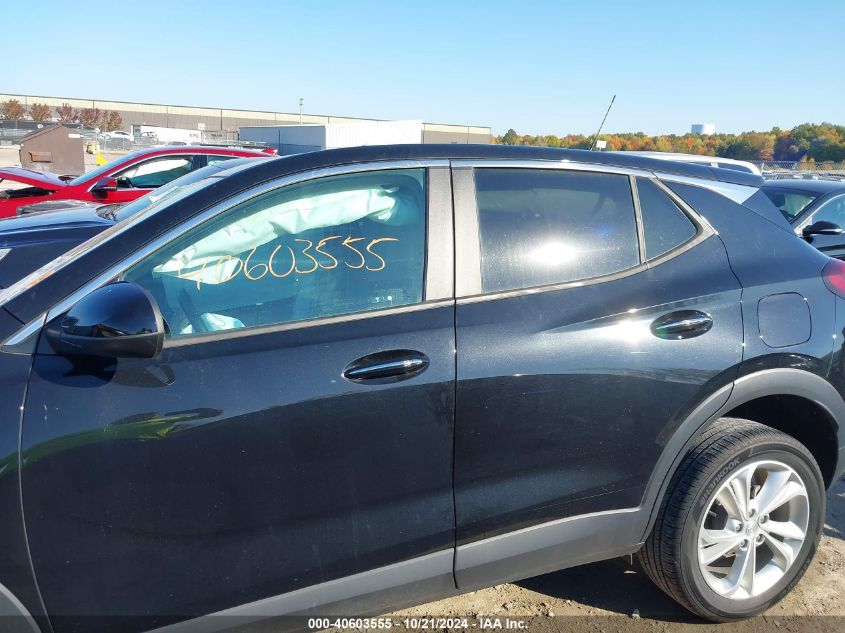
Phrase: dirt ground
[
  {"left": 389, "top": 476, "right": 845, "bottom": 632},
  {"left": 0, "top": 144, "right": 21, "bottom": 169}
]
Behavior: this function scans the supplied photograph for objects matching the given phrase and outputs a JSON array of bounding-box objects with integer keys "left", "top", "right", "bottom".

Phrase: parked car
[
  {"left": 762, "top": 178, "right": 845, "bottom": 259},
  {"left": 0, "top": 145, "right": 277, "bottom": 218},
  {"left": 102, "top": 130, "right": 134, "bottom": 142},
  {"left": 620, "top": 151, "right": 762, "bottom": 175},
  {"left": 0, "top": 157, "right": 268, "bottom": 289},
  {"left": 0, "top": 145, "right": 842, "bottom": 633}
]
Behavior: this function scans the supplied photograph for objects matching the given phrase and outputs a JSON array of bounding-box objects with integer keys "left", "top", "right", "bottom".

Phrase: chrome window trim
[
  {"left": 456, "top": 233, "right": 717, "bottom": 306},
  {"left": 450, "top": 158, "right": 653, "bottom": 178},
  {"left": 164, "top": 299, "right": 454, "bottom": 349},
  {"left": 456, "top": 263, "right": 651, "bottom": 305},
  {"left": 629, "top": 175, "right": 646, "bottom": 261},
  {"left": 0, "top": 313, "right": 46, "bottom": 354},
  {"left": 643, "top": 176, "right": 715, "bottom": 268},
  {"left": 655, "top": 172, "right": 758, "bottom": 204},
  {"left": 651, "top": 176, "right": 715, "bottom": 234},
  {"left": 41, "top": 159, "right": 450, "bottom": 327}
]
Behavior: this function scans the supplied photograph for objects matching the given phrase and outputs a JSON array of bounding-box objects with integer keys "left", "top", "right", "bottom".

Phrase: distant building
[
  {"left": 691, "top": 123, "right": 716, "bottom": 135},
  {"left": 241, "top": 121, "right": 429, "bottom": 155},
  {"left": 0, "top": 93, "right": 490, "bottom": 145}
]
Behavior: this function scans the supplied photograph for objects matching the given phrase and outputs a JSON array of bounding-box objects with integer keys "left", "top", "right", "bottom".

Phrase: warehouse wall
[{"left": 0, "top": 94, "right": 491, "bottom": 144}]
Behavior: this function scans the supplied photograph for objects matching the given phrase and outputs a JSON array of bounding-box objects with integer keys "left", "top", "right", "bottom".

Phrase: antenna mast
[{"left": 589, "top": 95, "right": 616, "bottom": 150}]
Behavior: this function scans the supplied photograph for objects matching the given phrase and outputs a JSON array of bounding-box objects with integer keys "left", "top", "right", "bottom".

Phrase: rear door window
[{"left": 474, "top": 168, "right": 640, "bottom": 293}]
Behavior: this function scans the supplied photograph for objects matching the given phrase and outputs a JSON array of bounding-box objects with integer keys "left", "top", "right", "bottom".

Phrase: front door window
[{"left": 123, "top": 168, "right": 427, "bottom": 336}]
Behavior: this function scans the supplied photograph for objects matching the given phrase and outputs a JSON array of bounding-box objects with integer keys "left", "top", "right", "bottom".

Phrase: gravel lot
[{"left": 390, "top": 476, "right": 845, "bottom": 632}]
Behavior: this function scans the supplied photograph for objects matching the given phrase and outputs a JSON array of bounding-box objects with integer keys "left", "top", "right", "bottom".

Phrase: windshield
[{"left": 762, "top": 188, "right": 821, "bottom": 222}]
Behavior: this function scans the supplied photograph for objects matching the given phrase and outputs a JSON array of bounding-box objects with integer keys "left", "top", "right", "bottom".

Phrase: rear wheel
[{"left": 638, "top": 418, "right": 825, "bottom": 620}]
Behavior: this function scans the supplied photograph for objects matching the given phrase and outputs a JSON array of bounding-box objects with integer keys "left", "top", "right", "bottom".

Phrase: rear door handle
[
  {"left": 651, "top": 310, "right": 713, "bottom": 340},
  {"left": 343, "top": 349, "right": 430, "bottom": 383}
]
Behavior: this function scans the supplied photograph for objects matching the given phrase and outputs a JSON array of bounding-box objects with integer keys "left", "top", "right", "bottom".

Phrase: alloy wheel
[{"left": 697, "top": 460, "right": 810, "bottom": 600}]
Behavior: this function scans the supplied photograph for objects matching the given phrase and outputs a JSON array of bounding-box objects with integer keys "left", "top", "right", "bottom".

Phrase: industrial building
[
  {"left": 241, "top": 120, "right": 428, "bottom": 154},
  {"left": 0, "top": 93, "right": 491, "bottom": 145}
]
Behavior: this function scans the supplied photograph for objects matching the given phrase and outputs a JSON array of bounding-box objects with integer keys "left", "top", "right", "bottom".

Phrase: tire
[{"left": 637, "top": 417, "right": 825, "bottom": 621}]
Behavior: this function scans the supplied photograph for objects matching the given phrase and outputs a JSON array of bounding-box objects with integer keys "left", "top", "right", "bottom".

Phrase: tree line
[
  {"left": 0, "top": 99, "right": 123, "bottom": 132},
  {"left": 496, "top": 123, "right": 845, "bottom": 164}
]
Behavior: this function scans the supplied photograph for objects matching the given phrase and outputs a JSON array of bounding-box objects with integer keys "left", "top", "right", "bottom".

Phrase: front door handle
[
  {"left": 343, "top": 349, "right": 430, "bottom": 384},
  {"left": 651, "top": 310, "right": 713, "bottom": 340}
]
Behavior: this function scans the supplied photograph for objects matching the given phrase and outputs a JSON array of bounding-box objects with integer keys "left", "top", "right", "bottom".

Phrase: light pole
[{"left": 299, "top": 98, "right": 303, "bottom": 125}]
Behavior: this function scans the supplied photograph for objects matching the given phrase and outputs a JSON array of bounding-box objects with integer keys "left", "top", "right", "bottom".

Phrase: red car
[{"left": 0, "top": 145, "right": 276, "bottom": 218}]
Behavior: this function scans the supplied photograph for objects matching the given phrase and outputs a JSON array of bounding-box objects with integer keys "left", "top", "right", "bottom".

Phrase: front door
[
  {"left": 99, "top": 154, "right": 203, "bottom": 204},
  {"left": 21, "top": 166, "right": 456, "bottom": 632}
]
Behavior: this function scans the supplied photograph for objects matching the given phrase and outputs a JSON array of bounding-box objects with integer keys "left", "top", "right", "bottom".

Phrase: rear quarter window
[{"left": 637, "top": 178, "right": 697, "bottom": 260}]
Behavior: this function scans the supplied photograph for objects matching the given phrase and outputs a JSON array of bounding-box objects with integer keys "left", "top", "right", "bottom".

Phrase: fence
[
  {"left": 0, "top": 121, "right": 98, "bottom": 145},
  {"left": 754, "top": 159, "right": 845, "bottom": 180}
]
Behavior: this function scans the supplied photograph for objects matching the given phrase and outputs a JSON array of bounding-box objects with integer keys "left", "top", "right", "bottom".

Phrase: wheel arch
[
  {"left": 638, "top": 367, "right": 844, "bottom": 542},
  {"left": 0, "top": 581, "right": 41, "bottom": 632}
]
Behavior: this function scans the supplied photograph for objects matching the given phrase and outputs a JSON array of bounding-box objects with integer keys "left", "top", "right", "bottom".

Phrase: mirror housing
[
  {"left": 46, "top": 282, "right": 165, "bottom": 359},
  {"left": 91, "top": 176, "right": 118, "bottom": 197},
  {"left": 802, "top": 220, "right": 844, "bottom": 239}
]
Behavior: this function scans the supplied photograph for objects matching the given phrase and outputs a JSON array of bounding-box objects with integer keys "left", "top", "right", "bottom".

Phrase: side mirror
[
  {"left": 46, "top": 282, "right": 165, "bottom": 359},
  {"left": 92, "top": 176, "right": 118, "bottom": 197},
  {"left": 802, "top": 220, "right": 843, "bottom": 239}
]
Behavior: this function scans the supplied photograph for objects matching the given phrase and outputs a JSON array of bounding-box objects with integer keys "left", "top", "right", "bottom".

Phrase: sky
[{"left": 2, "top": 0, "right": 843, "bottom": 136}]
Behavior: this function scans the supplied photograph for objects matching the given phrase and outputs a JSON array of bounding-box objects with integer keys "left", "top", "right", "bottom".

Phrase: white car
[
  {"left": 102, "top": 130, "right": 134, "bottom": 142},
  {"left": 618, "top": 151, "right": 761, "bottom": 176}
]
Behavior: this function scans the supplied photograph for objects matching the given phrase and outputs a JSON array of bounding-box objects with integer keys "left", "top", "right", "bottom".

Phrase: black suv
[{"left": 0, "top": 145, "right": 843, "bottom": 633}]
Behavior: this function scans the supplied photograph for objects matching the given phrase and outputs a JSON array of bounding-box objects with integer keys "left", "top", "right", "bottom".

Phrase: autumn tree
[
  {"left": 0, "top": 99, "right": 27, "bottom": 121},
  {"left": 78, "top": 107, "right": 103, "bottom": 128},
  {"left": 501, "top": 129, "right": 520, "bottom": 145},
  {"left": 28, "top": 102, "right": 52, "bottom": 121},
  {"left": 100, "top": 110, "right": 123, "bottom": 132},
  {"left": 495, "top": 123, "right": 845, "bottom": 165},
  {"left": 56, "top": 103, "right": 79, "bottom": 123}
]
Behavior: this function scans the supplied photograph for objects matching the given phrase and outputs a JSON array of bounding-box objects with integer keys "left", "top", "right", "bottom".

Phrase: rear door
[
  {"left": 451, "top": 163, "right": 743, "bottom": 584},
  {"left": 20, "top": 164, "right": 456, "bottom": 632}
]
